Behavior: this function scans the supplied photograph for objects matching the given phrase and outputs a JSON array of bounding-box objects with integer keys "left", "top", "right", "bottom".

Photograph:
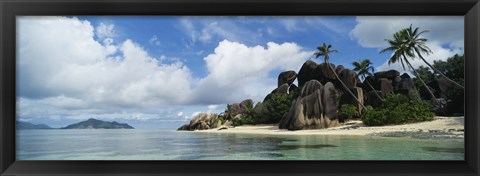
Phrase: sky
[{"left": 16, "top": 16, "right": 464, "bottom": 129}]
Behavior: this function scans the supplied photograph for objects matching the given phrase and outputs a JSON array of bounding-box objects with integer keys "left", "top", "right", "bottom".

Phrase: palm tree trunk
[
  {"left": 403, "top": 56, "right": 440, "bottom": 105},
  {"left": 414, "top": 48, "right": 464, "bottom": 89},
  {"left": 326, "top": 61, "right": 367, "bottom": 110},
  {"left": 364, "top": 78, "right": 384, "bottom": 101}
]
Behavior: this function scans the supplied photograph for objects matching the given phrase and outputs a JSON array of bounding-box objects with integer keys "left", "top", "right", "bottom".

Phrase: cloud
[
  {"left": 17, "top": 16, "right": 194, "bottom": 120},
  {"left": 189, "top": 40, "right": 311, "bottom": 104},
  {"left": 179, "top": 18, "right": 197, "bottom": 42},
  {"left": 178, "top": 17, "right": 264, "bottom": 45},
  {"left": 17, "top": 16, "right": 313, "bottom": 126},
  {"left": 280, "top": 18, "right": 300, "bottom": 32},
  {"left": 95, "top": 22, "right": 115, "bottom": 39},
  {"left": 350, "top": 16, "right": 464, "bottom": 71},
  {"left": 351, "top": 16, "right": 463, "bottom": 48},
  {"left": 177, "top": 112, "right": 184, "bottom": 117},
  {"left": 149, "top": 35, "right": 161, "bottom": 46}
]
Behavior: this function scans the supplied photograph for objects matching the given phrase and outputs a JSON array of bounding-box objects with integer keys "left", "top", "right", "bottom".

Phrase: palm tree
[
  {"left": 401, "top": 25, "right": 464, "bottom": 89},
  {"left": 352, "top": 59, "right": 384, "bottom": 101},
  {"left": 380, "top": 31, "right": 440, "bottom": 105},
  {"left": 314, "top": 43, "right": 366, "bottom": 110}
]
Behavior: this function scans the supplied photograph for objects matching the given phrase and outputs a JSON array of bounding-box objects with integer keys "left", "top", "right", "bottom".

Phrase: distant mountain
[
  {"left": 61, "top": 118, "right": 134, "bottom": 129},
  {"left": 17, "top": 121, "right": 53, "bottom": 130}
]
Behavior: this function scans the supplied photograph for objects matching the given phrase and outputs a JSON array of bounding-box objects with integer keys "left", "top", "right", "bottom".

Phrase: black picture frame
[{"left": 1, "top": 0, "right": 479, "bottom": 175}]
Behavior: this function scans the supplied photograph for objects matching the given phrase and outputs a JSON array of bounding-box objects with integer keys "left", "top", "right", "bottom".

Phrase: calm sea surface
[{"left": 16, "top": 129, "right": 464, "bottom": 160}]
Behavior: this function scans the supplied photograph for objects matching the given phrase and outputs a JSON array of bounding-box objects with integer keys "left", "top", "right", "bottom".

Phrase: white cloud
[
  {"left": 177, "top": 112, "right": 184, "bottom": 117},
  {"left": 179, "top": 18, "right": 197, "bottom": 42},
  {"left": 17, "top": 16, "right": 194, "bottom": 120},
  {"left": 149, "top": 35, "right": 161, "bottom": 46},
  {"left": 280, "top": 18, "right": 300, "bottom": 32},
  {"left": 95, "top": 22, "right": 115, "bottom": 39},
  {"left": 189, "top": 40, "right": 311, "bottom": 104},
  {"left": 195, "top": 50, "right": 204, "bottom": 55},
  {"left": 17, "top": 17, "right": 313, "bottom": 125},
  {"left": 351, "top": 16, "right": 463, "bottom": 48},
  {"left": 179, "top": 17, "right": 262, "bottom": 45},
  {"left": 350, "top": 16, "right": 464, "bottom": 71}
]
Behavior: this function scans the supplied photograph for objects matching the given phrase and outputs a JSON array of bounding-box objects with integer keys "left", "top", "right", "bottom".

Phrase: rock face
[
  {"left": 275, "top": 83, "right": 290, "bottom": 94},
  {"left": 278, "top": 70, "right": 297, "bottom": 87},
  {"left": 322, "top": 82, "right": 340, "bottom": 121},
  {"left": 297, "top": 60, "right": 336, "bottom": 87},
  {"left": 394, "top": 77, "right": 416, "bottom": 96},
  {"left": 360, "top": 70, "right": 413, "bottom": 107},
  {"left": 61, "top": 118, "right": 134, "bottom": 129},
  {"left": 340, "top": 87, "right": 364, "bottom": 113},
  {"left": 298, "top": 60, "right": 321, "bottom": 87},
  {"left": 377, "top": 78, "right": 394, "bottom": 95},
  {"left": 336, "top": 68, "right": 358, "bottom": 92},
  {"left": 374, "top": 70, "right": 400, "bottom": 79},
  {"left": 177, "top": 113, "right": 224, "bottom": 131},
  {"left": 264, "top": 84, "right": 289, "bottom": 102},
  {"left": 361, "top": 76, "right": 376, "bottom": 92},
  {"left": 317, "top": 63, "right": 336, "bottom": 84},
  {"left": 430, "top": 76, "right": 454, "bottom": 99},
  {"left": 365, "top": 90, "right": 384, "bottom": 108},
  {"left": 400, "top": 73, "right": 410, "bottom": 79},
  {"left": 225, "top": 99, "right": 253, "bottom": 119},
  {"left": 335, "top": 65, "right": 346, "bottom": 76},
  {"left": 279, "top": 81, "right": 340, "bottom": 131}
]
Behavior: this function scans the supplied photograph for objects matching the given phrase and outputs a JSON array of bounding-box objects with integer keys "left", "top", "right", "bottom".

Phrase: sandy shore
[{"left": 195, "top": 116, "right": 464, "bottom": 139}]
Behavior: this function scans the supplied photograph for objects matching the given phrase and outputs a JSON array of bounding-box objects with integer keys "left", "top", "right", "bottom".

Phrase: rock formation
[
  {"left": 297, "top": 60, "right": 336, "bottom": 87},
  {"left": 279, "top": 80, "right": 340, "bottom": 131},
  {"left": 278, "top": 70, "right": 297, "bottom": 87},
  {"left": 377, "top": 78, "right": 393, "bottom": 95},
  {"left": 340, "top": 87, "right": 364, "bottom": 113},
  {"left": 364, "top": 90, "right": 384, "bottom": 107},
  {"left": 335, "top": 68, "right": 358, "bottom": 92},
  {"left": 394, "top": 76, "right": 416, "bottom": 96},
  {"left": 374, "top": 70, "right": 400, "bottom": 80},
  {"left": 264, "top": 83, "right": 289, "bottom": 102},
  {"left": 225, "top": 99, "right": 254, "bottom": 119},
  {"left": 177, "top": 113, "right": 226, "bottom": 131}
]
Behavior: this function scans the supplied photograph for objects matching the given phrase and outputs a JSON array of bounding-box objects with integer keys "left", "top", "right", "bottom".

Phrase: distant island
[
  {"left": 61, "top": 118, "right": 134, "bottom": 129},
  {"left": 17, "top": 120, "right": 53, "bottom": 130}
]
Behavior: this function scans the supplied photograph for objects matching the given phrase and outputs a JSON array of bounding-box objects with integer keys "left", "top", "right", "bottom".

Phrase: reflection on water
[
  {"left": 421, "top": 147, "right": 464, "bottom": 153},
  {"left": 16, "top": 129, "right": 464, "bottom": 160},
  {"left": 279, "top": 144, "right": 337, "bottom": 150}
]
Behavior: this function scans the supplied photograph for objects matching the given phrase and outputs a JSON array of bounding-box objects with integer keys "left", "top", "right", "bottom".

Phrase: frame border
[{"left": 1, "top": 0, "right": 479, "bottom": 175}]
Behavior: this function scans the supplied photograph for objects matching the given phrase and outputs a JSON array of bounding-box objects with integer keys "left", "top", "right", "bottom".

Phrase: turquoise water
[{"left": 16, "top": 129, "right": 464, "bottom": 160}]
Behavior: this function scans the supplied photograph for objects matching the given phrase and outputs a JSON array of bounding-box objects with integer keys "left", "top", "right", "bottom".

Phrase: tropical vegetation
[
  {"left": 352, "top": 59, "right": 383, "bottom": 101},
  {"left": 314, "top": 43, "right": 366, "bottom": 110},
  {"left": 363, "top": 93, "right": 435, "bottom": 126}
]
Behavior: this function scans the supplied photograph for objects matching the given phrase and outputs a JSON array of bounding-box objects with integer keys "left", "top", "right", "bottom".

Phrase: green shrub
[
  {"left": 363, "top": 93, "right": 435, "bottom": 126},
  {"left": 232, "top": 93, "right": 295, "bottom": 126},
  {"left": 232, "top": 117, "right": 255, "bottom": 126},
  {"left": 338, "top": 104, "right": 360, "bottom": 120},
  {"left": 256, "top": 93, "right": 294, "bottom": 124}
]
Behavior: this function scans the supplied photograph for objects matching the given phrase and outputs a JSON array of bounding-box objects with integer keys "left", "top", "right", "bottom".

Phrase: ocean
[{"left": 16, "top": 129, "right": 464, "bottom": 160}]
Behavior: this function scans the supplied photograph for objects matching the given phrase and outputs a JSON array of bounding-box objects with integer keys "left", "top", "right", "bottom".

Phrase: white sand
[{"left": 195, "top": 116, "right": 464, "bottom": 138}]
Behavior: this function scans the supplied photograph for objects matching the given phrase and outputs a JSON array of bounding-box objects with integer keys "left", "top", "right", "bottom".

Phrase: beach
[{"left": 196, "top": 116, "right": 464, "bottom": 139}]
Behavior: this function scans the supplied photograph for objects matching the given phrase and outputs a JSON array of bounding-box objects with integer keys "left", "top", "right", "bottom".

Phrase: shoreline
[{"left": 194, "top": 116, "right": 464, "bottom": 139}]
